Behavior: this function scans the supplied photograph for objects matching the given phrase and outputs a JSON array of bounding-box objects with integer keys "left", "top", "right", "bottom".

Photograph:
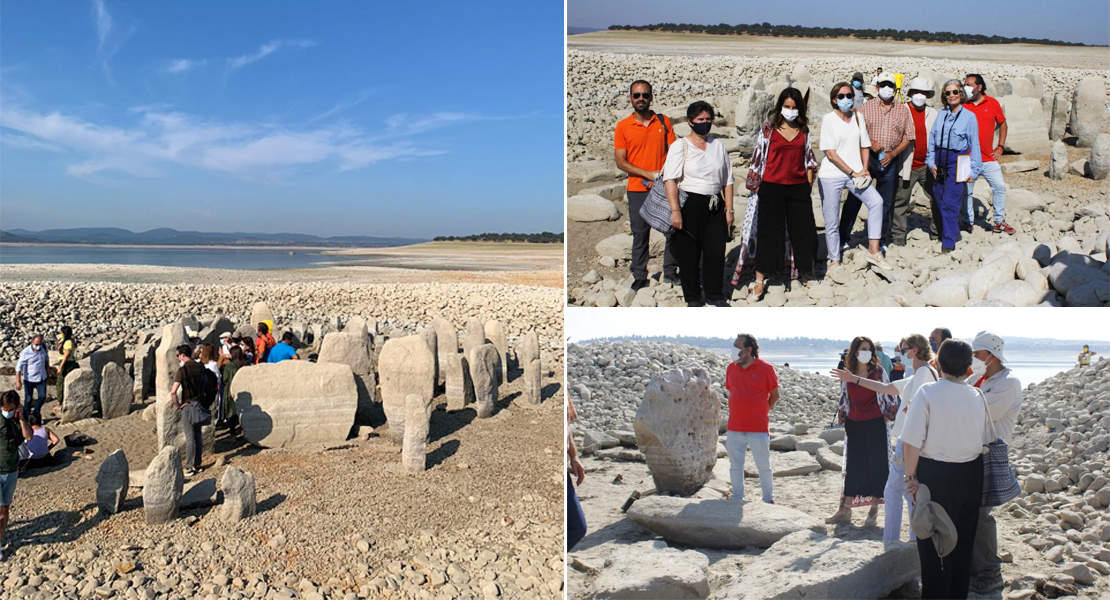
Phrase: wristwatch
[{"left": 904, "top": 474, "right": 917, "bottom": 482}]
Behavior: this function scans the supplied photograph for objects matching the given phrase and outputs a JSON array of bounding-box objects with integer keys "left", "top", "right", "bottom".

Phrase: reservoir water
[{"left": 0, "top": 245, "right": 373, "bottom": 270}]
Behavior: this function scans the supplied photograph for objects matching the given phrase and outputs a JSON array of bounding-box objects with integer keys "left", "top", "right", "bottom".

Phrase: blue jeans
[
  {"left": 725, "top": 431, "right": 773, "bottom": 503},
  {"left": 22, "top": 379, "right": 47, "bottom": 419},
  {"left": 0, "top": 471, "right": 17, "bottom": 506},
  {"left": 965, "top": 161, "right": 1007, "bottom": 224},
  {"left": 884, "top": 441, "right": 917, "bottom": 542},
  {"left": 567, "top": 474, "right": 587, "bottom": 551}
]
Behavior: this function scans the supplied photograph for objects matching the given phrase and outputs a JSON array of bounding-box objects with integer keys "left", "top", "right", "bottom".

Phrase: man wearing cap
[
  {"left": 896, "top": 78, "right": 940, "bottom": 244},
  {"left": 967, "top": 331, "right": 1022, "bottom": 594},
  {"left": 962, "top": 74, "right": 1015, "bottom": 235},
  {"left": 851, "top": 72, "right": 866, "bottom": 109}
]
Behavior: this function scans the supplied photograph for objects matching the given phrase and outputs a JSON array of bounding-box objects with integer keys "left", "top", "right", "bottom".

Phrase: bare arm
[
  {"left": 567, "top": 431, "right": 585, "bottom": 485},
  {"left": 614, "top": 148, "right": 658, "bottom": 182},
  {"left": 665, "top": 179, "right": 683, "bottom": 230},
  {"left": 903, "top": 443, "right": 921, "bottom": 499},
  {"left": 46, "top": 428, "right": 59, "bottom": 448},
  {"left": 829, "top": 368, "right": 898, "bottom": 395},
  {"left": 768, "top": 388, "right": 781, "bottom": 410},
  {"left": 170, "top": 381, "right": 181, "bottom": 408},
  {"left": 723, "top": 183, "right": 734, "bottom": 227},
  {"left": 18, "top": 411, "right": 32, "bottom": 441},
  {"left": 993, "top": 121, "right": 1008, "bottom": 160}
]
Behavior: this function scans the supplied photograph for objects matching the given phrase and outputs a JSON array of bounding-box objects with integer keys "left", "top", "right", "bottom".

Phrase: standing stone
[
  {"left": 420, "top": 327, "right": 440, "bottom": 390},
  {"left": 520, "top": 331, "right": 542, "bottom": 405},
  {"left": 155, "top": 321, "right": 189, "bottom": 452},
  {"left": 1049, "top": 93, "right": 1069, "bottom": 141},
  {"left": 199, "top": 316, "right": 234, "bottom": 346},
  {"left": 735, "top": 88, "right": 776, "bottom": 152},
  {"left": 249, "top": 301, "right": 276, "bottom": 332},
  {"left": 133, "top": 341, "right": 156, "bottom": 400},
  {"left": 95, "top": 449, "right": 129, "bottom": 514},
  {"left": 634, "top": 368, "right": 720, "bottom": 496},
  {"left": 461, "top": 317, "right": 486, "bottom": 357},
  {"left": 999, "top": 96, "right": 1051, "bottom": 155},
  {"left": 89, "top": 338, "right": 125, "bottom": 389},
  {"left": 143, "top": 446, "right": 183, "bottom": 524},
  {"left": 483, "top": 321, "right": 508, "bottom": 384},
  {"left": 231, "top": 362, "right": 358, "bottom": 448},
  {"left": 1090, "top": 133, "right": 1110, "bottom": 180},
  {"left": 220, "top": 466, "right": 256, "bottom": 522},
  {"left": 62, "top": 368, "right": 96, "bottom": 422},
  {"left": 430, "top": 317, "right": 458, "bottom": 387},
  {"left": 445, "top": 353, "right": 475, "bottom": 411},
  {"left": 378, "top": 336, "right": 436, "bottom": 445},
  {"left": 402, "top": 394, "right": 429, "bottom": 473},
  {"left": 1071, "top": 77, "right": 1107, "bottom": 147},
  {"left": 317, "top": 331, "right": 376, "bottom": 425},
  {"left": 1051, "top": 141, "right": 1069, "bottom": 180},
  {"left": 99, "top": 363, "right": 132, "bottom": 420},
  {"left": 470, "top": 344, "right": 500, "bottom": 418}
]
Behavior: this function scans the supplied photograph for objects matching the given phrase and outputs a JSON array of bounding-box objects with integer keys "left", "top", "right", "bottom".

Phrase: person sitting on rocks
[
  {"left": 0, "top": 390, "right": 32, "bottom": 561},
  {"left": 927, "top": 80, "right": 981, "bottom": 253},
  {"left": 962, "top": 74, "right": 1014, "bottom": 236},
  {"left": 19, "top": 413, "right": 59, "bottom": 473},
  {"left": 54, "top": 326, "right": 79, "bottom": 411},
  {"left": 724, "top": 334, "right": 779, "bottom": 504},
  {"left": 266, "top": 332, "right": 299, "bottom": 363},
  {"left": 254, "top": 322, "right": 276, "bottom": 364}
]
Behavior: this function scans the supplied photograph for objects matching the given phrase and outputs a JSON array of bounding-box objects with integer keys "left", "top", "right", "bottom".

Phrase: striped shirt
[{"left": 858, "top": 99, "right": 914, "bottom": 154}]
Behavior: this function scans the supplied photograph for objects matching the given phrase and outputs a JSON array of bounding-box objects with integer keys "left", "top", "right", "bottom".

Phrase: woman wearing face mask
[
  {"left": 831, "top": 334, "right": 936, "bottom": 541},
  {"left": 900, "top": 339, "right": 990, "bottom": 599},
  {"left": 825, "top": 335, "right": 896, "bottom": 525},
  {"left": 818, "top": 83, "right": 891, "bottom": 271},
  {"left": 663, "top": 101, "right": 734, "bottom": 307},
  {"left": 732, "top": 87, "right": 819, "bottom": 302},
  {"left": 54, "top": 326, "right": 79, "bottom": 411},
  {"left": 927, "top": 80, "right": 981, "bottom": 253}
]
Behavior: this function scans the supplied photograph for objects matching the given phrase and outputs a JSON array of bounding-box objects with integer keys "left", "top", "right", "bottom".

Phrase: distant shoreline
[{"left": 0, "top": 242, "right": 415, "bottom": 251}]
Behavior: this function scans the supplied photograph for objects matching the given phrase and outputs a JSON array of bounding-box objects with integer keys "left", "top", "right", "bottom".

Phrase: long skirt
[{"left": 843, "top": 416, "right": 889, "bottom": 498}]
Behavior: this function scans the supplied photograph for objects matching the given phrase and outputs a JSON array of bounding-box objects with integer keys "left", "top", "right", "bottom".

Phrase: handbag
[
  {"left": 188, "top": 401, "right": 212, "bottom": 426},
  {"left": 976, "top": 388, "right": 1020, "bottom": 507},
  {"left": 639, "top": 138, "right": 688, "bottom": 235}
]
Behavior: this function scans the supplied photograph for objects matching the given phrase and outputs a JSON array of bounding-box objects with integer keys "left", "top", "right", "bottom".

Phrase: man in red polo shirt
[
  {"left": 962, "top": 74, "right": 1015, "bottom": 235},
  {"left": 614, "top": 80, "right": 679, "bottom": 291},
  {"left": 724, "top": 333, "right": 780, "bottom": 504}
]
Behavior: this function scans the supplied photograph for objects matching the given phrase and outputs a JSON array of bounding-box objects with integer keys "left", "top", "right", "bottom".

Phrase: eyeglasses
[
  {"left": 836, "top": 93, "right": 853, "bottom": 100},
  {"left": 943, "top": 90, "right": 962, "bottom": 96},
  {"left": 631, "top": 92, "right": 652, "bottom": 100}
]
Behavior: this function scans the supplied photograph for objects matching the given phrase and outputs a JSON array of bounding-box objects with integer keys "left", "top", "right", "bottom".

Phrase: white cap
[
  {"left": 971, "top": 331, "right": 1007, "bottom": 364},
  {"left": 219, "top": 332, "right": 232, "bottom": 339}
]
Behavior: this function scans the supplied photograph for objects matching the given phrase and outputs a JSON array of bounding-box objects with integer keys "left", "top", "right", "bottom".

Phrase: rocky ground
[
  {"left": 567, "top": 340, "right": 1110, "bottom": 600},
  {"left": 565, "top": 47, "right": 1110, "bottom": 307}
]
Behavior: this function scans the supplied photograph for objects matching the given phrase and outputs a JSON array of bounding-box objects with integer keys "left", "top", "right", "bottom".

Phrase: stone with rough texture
[
  {"left": 89, "top": 339, "right": 125, "bottom": 389},
  {"left": 1005, "top": 189, "right": 1047, "bottom": 213},
  {"left": 1090, "top": 133, "right": 1110, "bottom": 180},
  {"left": 462, "top": 318, "right": 486, "bottom": 357},
  {"left": 1000, "top": 96, "right": 1051, "bottom": 155},
  {"left": 1048, "top": 261, "right": 1107, "bottom": 295},
  {"left": 634, "top": 368, "right": 720, "bottom": 495},
  {"left": 922, "top": 274, "right": 970, "bottom": 307},
  {"left": 317, "top": 331, "right": 375, "bottom": 425},
  {"left": 134, "top": 341, "right": 155, "bottom": 400},
  {"left": 470, "top": 343, "right": 500, "bottom": 418},
  {"left": 445, "top": 353, "right": 475, "bottom": 410},
  {"left": 143, "top": 446, "right": 183, "bottom": 524},
  {"left": 1049, "top": 93, "right": 1069, "bottom": 141},
  {"left": 1071, "top": 77, "right": 1107, "bottom": 148},
  {"left": 720, "top": 530, "right": 921, "bottom": 600},
  {"left": 568, "top": 194, "right": 621, "bottom": 222},
  {"left": 969, "top": 255, "right": 1017, "bottom": 302},
  {"left": 155, "top": 320, "right": 189, "bottom": 451},
  {"left": 231, "top": 361, "right": 358, "bottom": 448},
  {"left": 744, "top": 450, "right": 822, "bottom": 477},
  {"left": 95, "top": 449, "right": 129, "bottom": 514},
  {"left": 62, "top": 368, "right": 96, "bottom": 422},
  {"left": 1066, "top": 280, "right": 1110, "bottom": 306},
  {"left": 596, "top": 231, "right": 665, "bottom": 260},
  {"left": 430, "top": 317, "right": 458, "bottom": 387},
  {"left": 99, "top": 363, "right": 132, "bottom": 420},
  {"left": 1050, "top": 141, "right": 1068, "bottom": 180},
  {"left": 179, "top": 478, "right": 218, "bottom": 509},
  {"left": 986, "top": 280, "right": 1043, "bottom": 307},
  {"left": 419, "top": 327, "right": 440, "bottom": 392},
  {"left": 221, "top": 466, "right": 256, "bottom": 522},
  {"left": 483, "top": 320, "right": 508, "bottom": 384},
  {"left": 402, "top": 394, "right": 429, "bottom": 473},
  {"left": 627, "top": 497, "right": 824, "bottom": 549},
  {"left": 587, "top": 541, "right": 709, "bottom": 600},
  {"left": 379, "top": 336, "right": 436, "bottom": 444},
  {"left": 816, "top": 447, "right": 843, "bottom": 471},
  {"left": 520, "top": 330, "right": 542, "bottom": 405},
  {"left": 199, "top": 316, "right": 235, "bottom": 346},
  {"left": 249, "top": 301, "right": 276, "bottom": 332}
]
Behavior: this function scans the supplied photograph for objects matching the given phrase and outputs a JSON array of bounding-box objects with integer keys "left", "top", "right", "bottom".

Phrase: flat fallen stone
[
  {"left": 179, "top": 478, "right": 218, "bottom": 509},
  {"left": 816, "top": 447, "right": 844, "bottom": 472},
  {"left": 744, "top": 450, "right": 821, "bottom": 477},
  {"left": 587, "top": 541, "right": 709, "bottom": 600},
  {"left": 626, "top": 496, "right": 824, "bottom": 549}
]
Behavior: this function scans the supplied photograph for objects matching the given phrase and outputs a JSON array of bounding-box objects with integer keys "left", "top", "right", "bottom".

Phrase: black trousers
[
  {"left": 843, "top": 416, "right": 888, "bottom": 498},
  {"left": 628, "top": 191, "right": 678, "bottom": 280},
  {"left": 916, "top": 455, "right": 983, "bottom": 600},
  {"left": 755, "top": 181, "right": 816, "bottom": 275},
  {"left": 671, "top": 193, "right": 727, "bottom": 304}
]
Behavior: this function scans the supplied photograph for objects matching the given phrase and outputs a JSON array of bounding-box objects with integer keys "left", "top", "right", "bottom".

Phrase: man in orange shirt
[
  {"left": 724, "top": 334, "right": 780, "bottom": 504},
  {"left": 614, "top": 80, "right": 678, "bottom": 290},
  {"left": 962, "top": 74, "right": 1015, "bottom": 235}
]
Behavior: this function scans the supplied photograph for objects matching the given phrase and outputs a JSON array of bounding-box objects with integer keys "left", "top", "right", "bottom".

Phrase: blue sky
[
  {"left": 569, "top": 0, "right": 1109, "bottom": 46},
  {"left": 0, "top": 1, "right": 564, "bottom": 238}
]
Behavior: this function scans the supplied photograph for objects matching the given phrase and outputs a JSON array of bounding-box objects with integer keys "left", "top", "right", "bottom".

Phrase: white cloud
[
  {"left": 164, "top": 59, "right": 206, "bottom": 74},
  {"left": 0, "top": 132, "right": 62, "bottom": 152},
  {"left": 92, "top": 0, "right": 112, "bottom": 52},
  {"left": 227, "top": 39, "right": 316, "bottom": 72},
  {"left": 89, "top": 0, "right": 135, "bottom": 82},
  {"left": 307, "top": 88, "right": 380, "bottom": 124}
]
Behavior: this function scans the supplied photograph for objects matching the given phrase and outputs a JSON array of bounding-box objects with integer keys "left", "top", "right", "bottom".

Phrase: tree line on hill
[
  {"left": 608, "top": 23, "right": 1089, "bottom": 46},
  {"left": 432, "top": 232, "right": 563, "bottom": 243}
]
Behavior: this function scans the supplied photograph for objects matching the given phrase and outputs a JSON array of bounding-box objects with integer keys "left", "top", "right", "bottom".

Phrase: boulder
[
  {"left": 430, "top": 317, "right": 458, "bottom": 387},
  {"left": 1066, "top": 280, "right": 1110, "bottom": 307},
  {"left": 816, "top": 447, "right": 843, "bottom": 471},
  {"left": 461, "top": 317, "right": 486, "bottom": 357},
  {"left": 317, "top": 331, "right": 375, "bottom": 426},
  {"left": 133, "top": 341, "right": 155, "bottom": 400},
  {"left": 587, "top": 541, "right": 709, "bottom": 600},
  {"left": 744, "top": 450, "right": 822, "bottom": 477},
  {"left": 61, "top": 368, "right": 96, "bottom": 422},
  {"left": 1047, "top": 261, "right": 1107, "bottom": 295},
  {"left": 444, "top": 353, "right": 475, "bottom": 411},
  {"left": 249, "top": 301, "right": 276, "bottom": 333},
  {"left": 379, "top": 336, "right": 436, "bottom": 444},
  {"left": 520, "top": 330, "right": 542, "bottom": 405},
  {"left": 818, "top": 428, "right": 846, "bottom": 444},
  {"left": 143, "top": 446, "right": 183, "bottom": 525},
  {"left": 769, "top": 435, "right": 797, "bottom": 451},
  {"left": 483, "top": 320, "right": 508, "bottom": 384},
  {"left": 95, "top": 449, "right": 129, "bottom": 514},
  {"left": 89, "top": 339, "right": 125, "bottom": 388},
  {"left": 199, "top": 316, "right": 234, "bottom": 346},
  {"left": 735, "top": 89, "right": 776, "bottom": 152},
  {"left": 986, "top": 280, "right": 1044, "bottom": 307},
  {"left": 470, "top": 343, "right": 500, "bottom": 418},
  {"left": 568, "top": 194, "right": 620, "bottom": 222},
  {"left": 402, "top": 394, "right": 429, "bottom": 473},
  {"left": 155, "top": 320, "right": 189, "bottom": 451},
  {"left": 922, "top": 274, "right": 970, "bottom": 307},
  {"left": 1091, "top": 133, "right": 1110, "bottom": 180},
  {"left": 1050, "top": 141, "right": 1068, "bottom": 180},
  {"left": 999, "top": 160, "right": 1040, "bottom": 174},
  {"left": 719, "top": 530, "right": 920, "bottom": 600},
  {"left": 634, "top": 368, "right": 720, "bottom": 496},
  {"left": 419, "top": 327, "right": 440, "bottom": 391},
  {"left": 968, "top": 255, "right": 1017, "bottom": 302},
  {"left": 220, "top": 466, "right": 256, "bottom": 522},
  {"left": 1070, "top": 159, "right": 1092, "bottom": 177},
  {"left": 231, "top": 361, "right": 358, "bottom": 448},
  {"left": 1006, "top": 189, "right": 1047, "bottom": 213},
  {"left": 999, "top": 96, "right": 1051, "bottom": 155},
  {"left": 1048, "top": 93, "right": 1069, "bottom": 141},
  {"left": 1071, "top": 77, "right": 1107, "bottom": 147},
  {"left": 179, "top": 478, "right": 218, "bottom": 509},
  {"left": 626, "top": 497, "right": 824, "bottom": 549},
  {"left": 795, "top": 438, "right": 827, "bottom": 454},
  {"left": 99, "top": 363, "right": 132, "bottom": 420},
  {"left": 596, "top": 231, "right": 665, "bottom": 260}
]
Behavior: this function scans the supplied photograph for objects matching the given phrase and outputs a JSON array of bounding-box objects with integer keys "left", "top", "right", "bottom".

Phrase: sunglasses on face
[
  {"left": 944, "top": 90, "right": 962, "bottom": 96},
  {"left": 836, "top": 93, "right": 853, "bottom": 99},
  {"left": 631, "top": 92, "right": 652, "bottom": 100}
]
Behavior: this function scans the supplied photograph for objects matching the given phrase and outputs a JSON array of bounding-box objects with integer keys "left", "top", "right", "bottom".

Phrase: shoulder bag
[
  {"left": 639, "top": 138, "right": 688, "bottom": 235},
  {"left": 976, "top": 387, "right": 1020, "bottom": 507}
]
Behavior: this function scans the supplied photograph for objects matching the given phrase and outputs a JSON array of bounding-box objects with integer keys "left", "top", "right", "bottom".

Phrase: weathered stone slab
[
  {"left": 626, "top": 497, "right": 824, "bottom": 549},
  {"left": 817, "top": 447, "right": 844, "bottom": 472},
  {"left": 420, "top": 327, "right": 440, "bottom": 390},
  {"left": 99, "top": 362, "right": 132, "bottom": 420},
  {"left": 231, "top": 361, "right": 358, "bottom": 449},
  {"left": 430, "top": 317, "right": 458, "bottom": 387},
  {"left": 179, "top": 478, "right": 218, "bottom": 509},
  {"left": 155, "top": 320, "right": 189, "bottom": 452},
  {"left": 461, "top": 317, "right": 486, "bottom": 357},
  {"left": 143, "top": 446, "right": 183, "bottom": 524},
  {"left": 483, "top": 320, "right": 508, "bottom": 384},
  {"left": 744, "top": 450, "right": 822, "bottom": 477},
  {"left": 520, "top": 330, "right": 541, "bottom": 405},
  {"left": 250, "top": 301, "right": 275, "bottom": 332},
  {"left": 634, "top": 368, "right": 719, "bottom": 495},
  {"left": 402, "top": 394, "right": 428, "bottom": 473},
  {"left": 587, "top": 541, "right": 709, "bottom": 600},
  {"left": 62, "top": 368, "right": 96, "bottom": 422},
  {"left": 470, "top": 343, "right": 500, "bottom": 418},
  {"left": 95, "top": 449, "right": 129, "bottom": 514},
  {"left": 445, "top": 353, "right": 475, "bottom": 410},
  {"left": 379, "top": 336, "right": 436, "bottom": 445},
  {"left": 89, "top": 339, "right": 125, "bottom": 390},
  {"left": 317, "top": 331, "right": 376, "bottom": 426},
  {"left": 221, "top": 466, "right": 256, "bottom": 522}
]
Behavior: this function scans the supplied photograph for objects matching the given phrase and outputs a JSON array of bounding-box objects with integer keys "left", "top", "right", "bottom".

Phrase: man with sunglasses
[
  {"left": 615, "top": 80, "right": 679, "bottom": 291},
  {"left": 962, "top": 74, "right": 1015, "bottom": 236}
]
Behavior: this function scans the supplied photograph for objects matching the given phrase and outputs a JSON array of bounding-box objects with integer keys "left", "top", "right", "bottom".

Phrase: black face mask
[{"left": 690, "top": 121, "right": 712, "bottom": 136}]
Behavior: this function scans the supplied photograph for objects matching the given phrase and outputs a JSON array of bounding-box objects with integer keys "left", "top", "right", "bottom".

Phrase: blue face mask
[
  {"left": 930, "top": 341, "right": 938, "bottom": 352},
  {"left": 1, "top": 410, "right": 13, "bottom": 419},
  {"left": 852, "top": 81, "right": 862, "bottom": 89},
  {"left": 690, "top": 121, "right": 712, "bottom": 136},
  {"left": 836, "top": 98, "right": 854, "bottom": 112}
]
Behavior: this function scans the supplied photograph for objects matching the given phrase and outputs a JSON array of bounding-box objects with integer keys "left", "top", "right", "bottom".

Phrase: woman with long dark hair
[
  {"left": 54, "top": 326, "right": 78, "bottom": 410},
  {"left": 826, "top": 335, "right": 896, "bottom": 525},
  {"left": 732, "top": 87, "right": 819, "bottom": 301}
]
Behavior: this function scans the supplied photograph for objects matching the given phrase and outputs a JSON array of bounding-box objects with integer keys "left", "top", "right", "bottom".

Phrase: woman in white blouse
[
  {"left": 663, "top": 101, "right": 734, "bottom": 307},
  {"left": 818, "top": 83, "right": 891, "bottom": 270},
  {"left": 899, "top": 339, "right": 989, "bottom": 600}
]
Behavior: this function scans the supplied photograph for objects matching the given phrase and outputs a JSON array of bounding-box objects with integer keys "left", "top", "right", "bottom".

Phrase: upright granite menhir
[{"left": 634, "top": 367, "right": 720, "bottom": 496}]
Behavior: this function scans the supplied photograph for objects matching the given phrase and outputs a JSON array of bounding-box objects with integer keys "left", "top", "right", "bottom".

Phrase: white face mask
[
  {"left": 32, "top": 344, "right": 41, "bottom": 351},
  {"left": 781, "top": 107, "right": 798, "bottom": 121},
  {"left": 0, "top": 410, "right": 13, "bottom": 419},
  {"left": 857, "top": 350, "right": 872, "bottom": 364},
  {"left": 970, "top": 357, "right": 987, "bottom": 378},
  {"left": 911, "top": 93, "right": 927, "bottom": 107},
  {"left": 878, "top": 87, "right": 894, "bottom": 100},
  {"left": 964, "top": 85, "right": 976, "bottom": 99}
]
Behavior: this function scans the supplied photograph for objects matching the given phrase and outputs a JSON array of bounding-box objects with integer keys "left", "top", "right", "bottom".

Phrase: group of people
[{"left": 614, "top": 69, "right": 1013, "bottom": 306}]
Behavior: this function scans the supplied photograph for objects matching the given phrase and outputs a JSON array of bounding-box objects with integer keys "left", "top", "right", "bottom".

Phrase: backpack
[{"left": 196, "top": 368, "right": 218, "bottom": 410}]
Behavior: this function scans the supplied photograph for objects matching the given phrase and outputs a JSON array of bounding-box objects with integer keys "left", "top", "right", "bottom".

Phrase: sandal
[
  {"left": 746, "top": 279, "right": 766, "bottom": 303},
  {"left": 824, "top": 501, "right": 852, "bottom": 524}
]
